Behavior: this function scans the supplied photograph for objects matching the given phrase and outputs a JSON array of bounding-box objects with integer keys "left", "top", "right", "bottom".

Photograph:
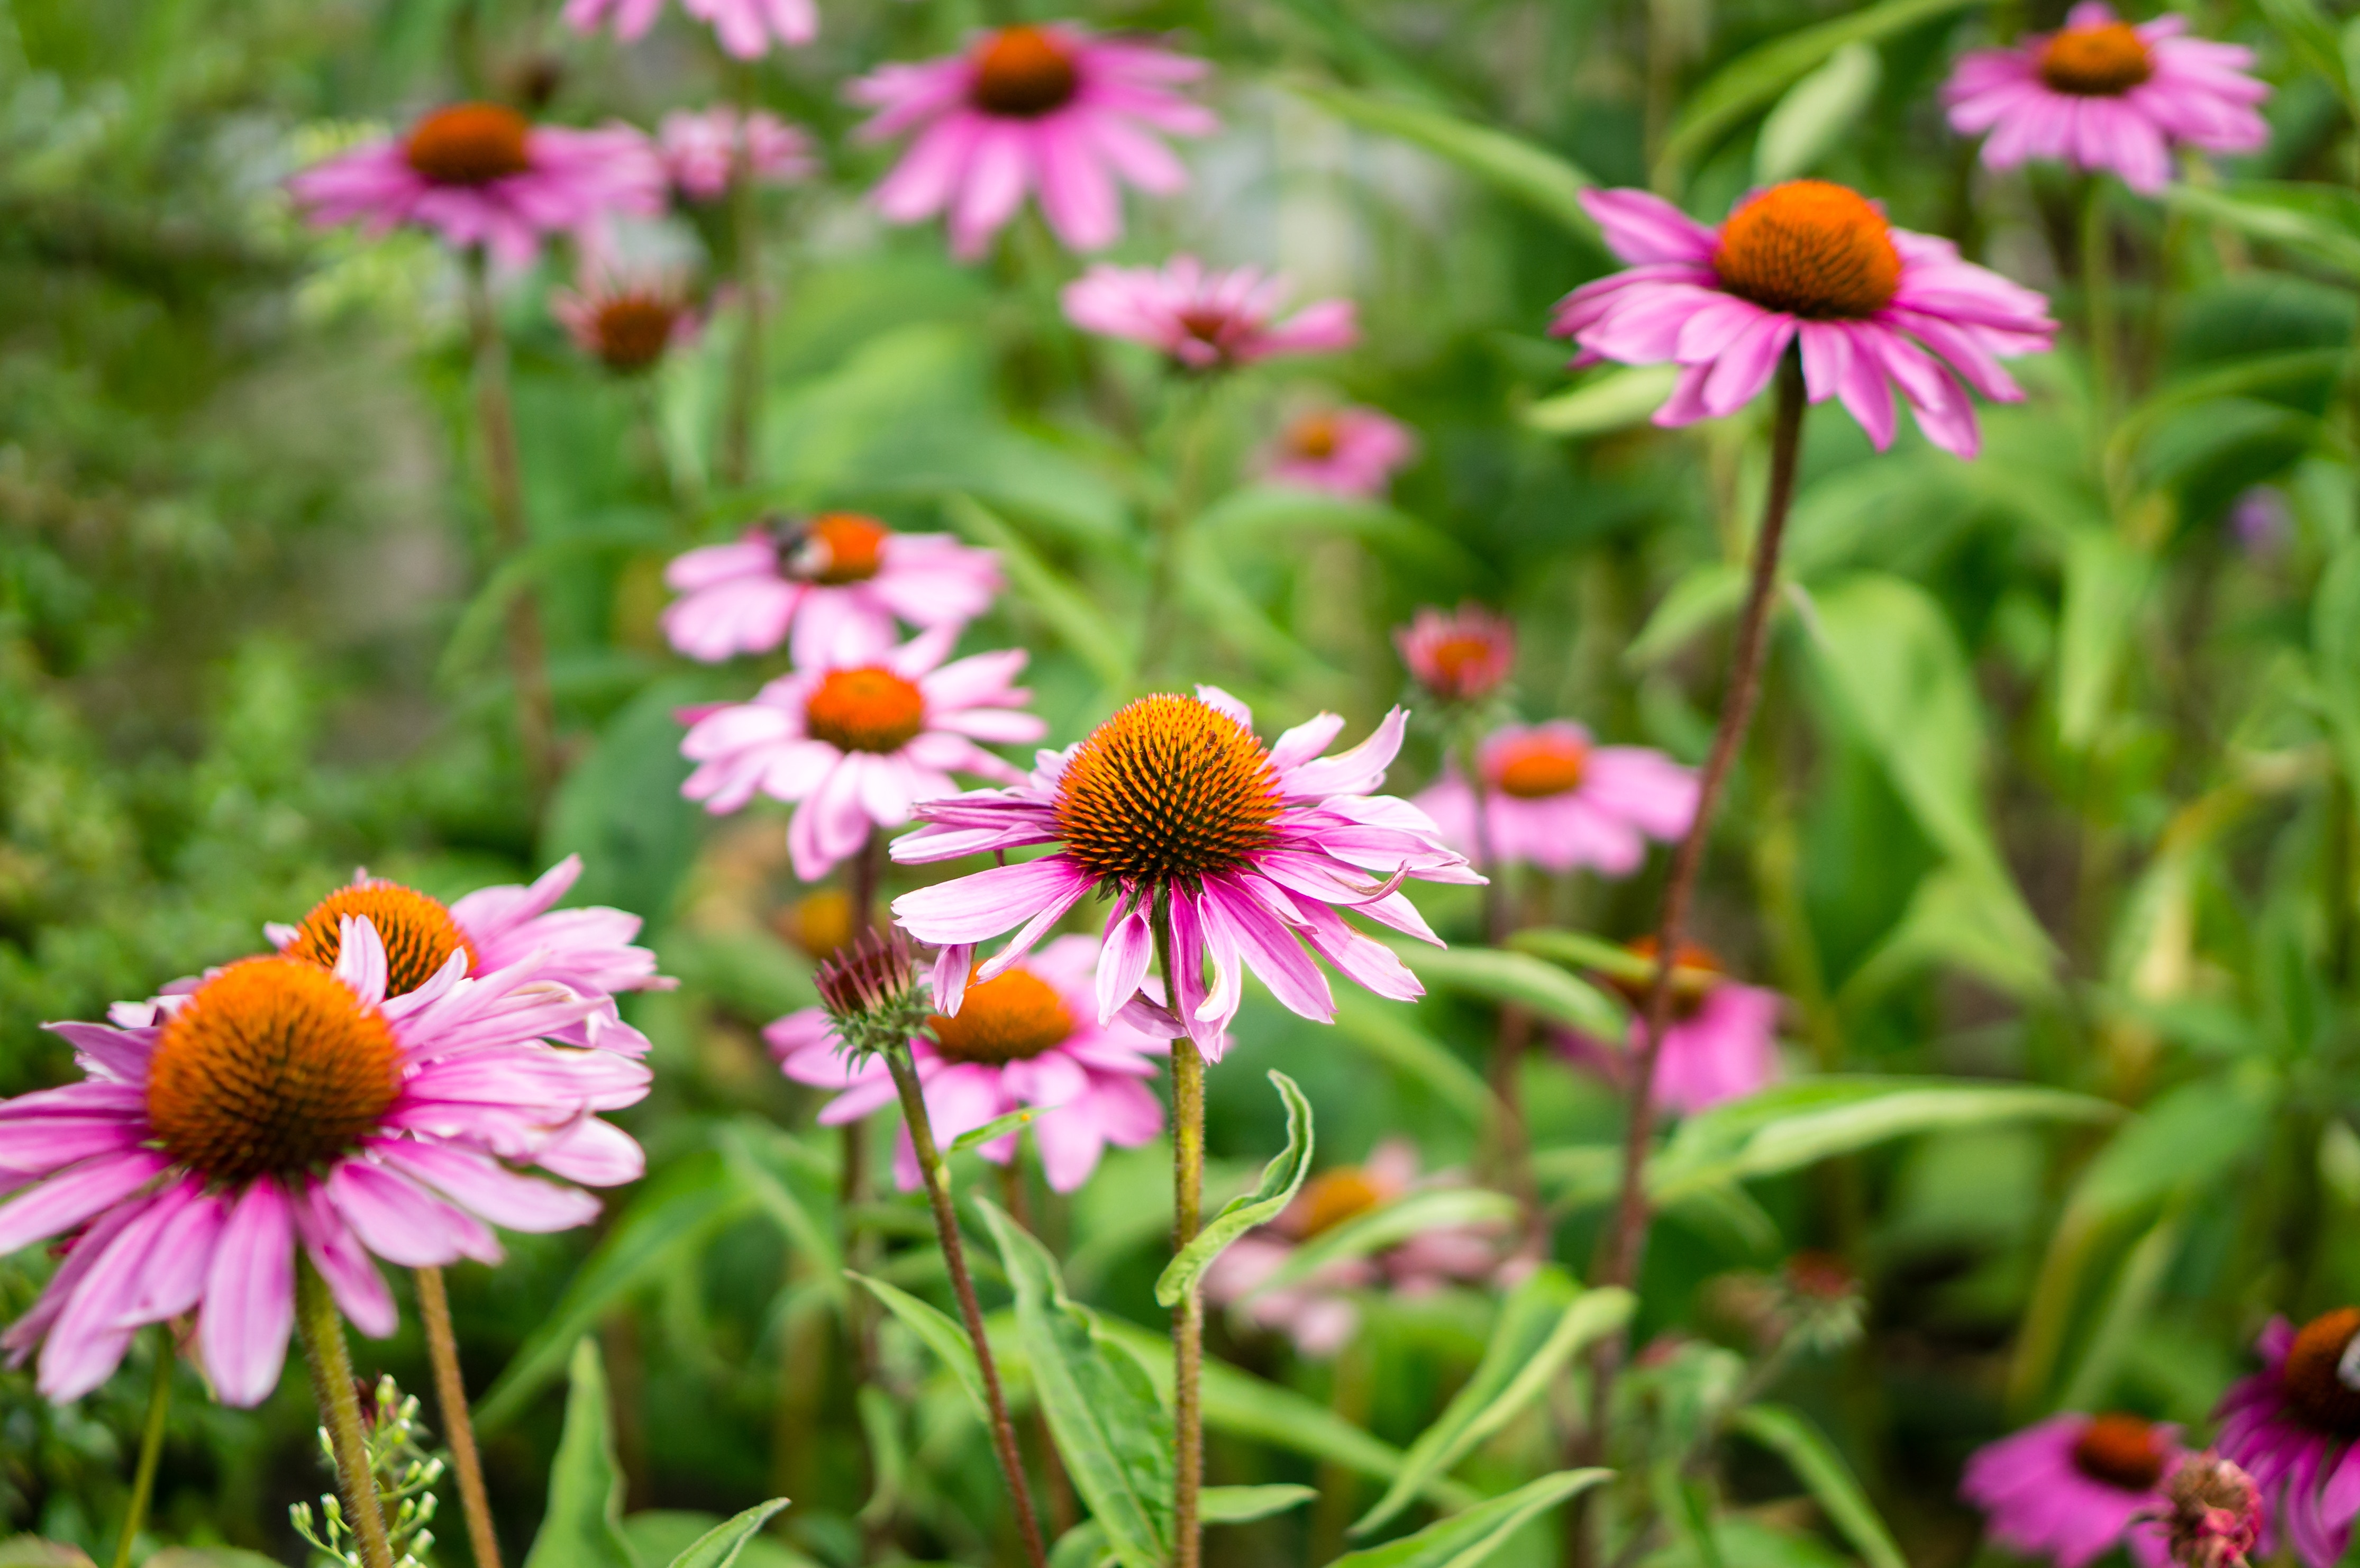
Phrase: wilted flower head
[
  {"left": 1265, "top": 406, "right": 1416, "bottom": 498},
  {"left": 1063, "top": 258, "right": 1359, "bottom": 371},
  {"left": 657, "top": 107, "right": 817, "bottom": 201},
  {"left": 812, "top": 927, "right": 934, "bottom": 1058},
  {"left": 2158, "top": 1452, "right": 2263, "bottom": 1568},
  {"left": 1394, "top": 604, "right": 1515, "bottom": 704},
  {"left": 552, "top": 262, "right": 697, "bottom": 375}
]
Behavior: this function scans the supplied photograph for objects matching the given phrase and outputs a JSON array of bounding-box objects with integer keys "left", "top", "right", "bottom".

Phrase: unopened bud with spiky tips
[{"left": 814, "top": 927, "right": 934, "bottom": 1060}]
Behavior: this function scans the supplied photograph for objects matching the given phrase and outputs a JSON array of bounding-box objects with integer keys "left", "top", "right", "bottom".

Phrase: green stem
[
  {"left": 110, "top": 1328, "right": 173, "bottom": 1568},
  {"left": 718, "top": 62, "right": 766, "bottom": 492},
  {"left": 416, "top": 1265, "right": 502, "bottom": 1568},
  {"left": 295, "top": 1256, "right": 396, "bottom": 1568},
  {"left": 1143, "top": 380, "right": 1217, "bottom": 682},
  {"left": 878, "top": 1040, "right": 1049, "bottom": 1568},
  {"left": 1153, "top": 898, "right": 1205, "bottom": 1568},
  {"left": 2081, "top": 176, "right": 2118, "bottom": 443}
]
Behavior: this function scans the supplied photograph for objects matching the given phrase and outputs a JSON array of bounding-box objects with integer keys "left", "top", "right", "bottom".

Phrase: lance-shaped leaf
[
  {"left": 524, "top": 1339, "right": 640, "bottom": 1568},
  {"left": 1202, "top": 1485, "right": 1319, "bottom": 1523},
  {"left": 849, "top": 1271, "right": 987, "bottom": 1425},
  {"left": 1333, "top": 992, "right": 1497, "bottom": 1126},
  {"left": 1236, "top": 1187, "right": 1521, "bottom": 1303},
  {"left": 1354, "top": 1271, "right": 1633, "bottom": 1534},
  {"left": 1387, "top": 942, "right": 1626, "bottom": 1039},
  {"left": 950, "top": 1106, "right": 1052, "bottom": 1155},
  {"left": 659, "top": 1501, "right": 792, "bottom": 1568},
  {"left": 1288, "top": 81, "right": 1598, "bottom": 240},
  {"left": 1525, "top": 365, "right": 1683, "bottom": 437},
  {"left": 1330, "top": 1470, "right": 1611, "bottom": 1568},
  {"left": 979, "top": 1199, "right": 1173, "bottom": 1568},
  {"left": 1158, "top": 1070, "right": 1315, "bottom": 1308},
  {"left": 1729, "top": 1405, "right": 1905, "bottom": 1568}
]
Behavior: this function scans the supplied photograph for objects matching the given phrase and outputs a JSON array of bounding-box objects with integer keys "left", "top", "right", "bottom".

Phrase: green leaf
[
  {"left": 718, "top": 1122, "right": 843, "bottom": 1301},
  {"left": 1390, "top": 943, "right": 1627, "bottom": 1039},
  {"left": 1660, "top": 0, "right": 1976, "bottom": 185},
  {"left": 1626, "top": 562, "right": 1746, "bottom": 668},
  {"left": 622, "top": 1511, "right": 815, "bottom": 1568},
  {"left": 2166, "top": 183, "right": 2360, "bottom": 279},
  {"left": 2256, "top": 0, "right": 2353, "bottom": 103},
  {"left": 1727, "top": 1405, "right": 1903, "bottom": 1568},
  {"left": 524, "top": 1339, "right": 641, "bottom": 1568},
  {"left": 1332, "top": 991, "right": 1498, "bottom": 1126},
  {"left": 542, "top": 676, "right": 719, "bottom": 924},
  {"left": 1524, "top": 366, "right": 1681, "bottom": 437},
  {"left": 950, "top": 1106, "right": 1051, "bottom": 1155},
  {"left": 1328, "top": 1470, "right": 1611, "bottom": 1568},
  {"left": 1158, "top": 1071, "right": 1314, "bottom": 1308},
  {"left": 477, "top": 1152, "right": 757, "bottom": 1434},
  {"left": 1510, "top": 928, "right": 1713, "bottom": 988},
  {"left": 1238, "top": 1188, "right": 1521, "bottom": 1303},
  {"left": 1194, "top": 488, "right": 1481, "bottom": 583},
  {"left": 652, "top": 1502, "right": 794, "bottom": 1568},
  {"left": 978, "top": 1200, "right": 1174, "bottom": 1568},
  {"left": 1288, "top": 81, "right": 1598, "bottom": 239},
  {"left": 1353, "top": 1272, "right": 1633, "bottom": 1535},
  {"left": 1753, "top": 42, "right": 1881, "bottom": 185},
  {"left": 1047, "top": 1523, "right": 1114, "bottom": 1568},
  {"left": 849, "top": 1271, "right": 988, "bottom": 1425},
  {"left": 855, "top": 1385, "right": 905, "bottom": 1527},
  {"left": 2056, "top": 528, "right": 2156, "bottom": 750},
  {"left": 944, "top": 492, "right": 1135, "bottom": 691},
  {"left": 1201, "top": 1485, "right": 1319, "bottom": 1524}
]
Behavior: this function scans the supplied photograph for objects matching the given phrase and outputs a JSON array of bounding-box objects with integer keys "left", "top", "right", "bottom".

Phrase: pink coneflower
[
  {"left": 1962, "top": 1414, "right": 2183, "bottom": 1568},
  {"left": 889, "top": 687, "right": 1478, "bottom": 1057},
  {"left": 0, "top": 919, "right": 648, "bottom": 1405},
  {"left": 1561, "top": 940, "right": 1780, "bottom": 1113},
  {"left": 1264, "top": 406, "right": 1416, "bottom": 498},
  {"left": 848, "top": 24, "right": 1214, "bottom": 261},
  {"left": 1943, "top": 4, "right": 2269, "bottom": 194},
  {"left": 1393, "top": 604, "right": 1515, "bottom": 705},
  {"left": 679, "top": 627, "right": 1044, "bottom": 883},
  {"left": 1550, "top": 180, "right": 2055, "bottom": 459},
  {"left": 2216, "top": 1310, "right": 2360, "bottom": 1567},
  {"left": 1203, "top": 1141, "right": 1509, "bottom": 1356},
  {"left": 1415, "top": 721, "right": 1695, "bottom": 876},
  {"left": 769, "top": 935, "right": 1166, "bottom": 1192},
  {"left": 1063, "top": 258, "right": 1359, "bottom": 371},
  {"left": 288, "top": 104, "right": 666, "bottom": 270},
  {"left": 661, "top": 512, "right": 1003, "bottom": 668},
  {"left": 657, "top": 107, "right": 818, "bottom": 201},
  {"left": 552, "top": 261, "right": 698, "bottom": 375},
  {"left": 563, "top": 0, "right": 816, "bottom": 58}
]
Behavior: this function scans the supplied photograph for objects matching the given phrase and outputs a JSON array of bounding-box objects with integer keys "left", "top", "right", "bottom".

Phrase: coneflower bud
[
  {"left": 814, "top": 927, "right": 933, "bottom": 1059},
  {"left": 2156, "top": 1452, "right": 2261, "bottom": 1568}
]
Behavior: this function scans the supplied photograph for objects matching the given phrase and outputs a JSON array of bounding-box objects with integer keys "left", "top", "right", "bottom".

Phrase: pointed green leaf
[
  {"left": 1332, "top": 992, "right": 1498, "bottom": 1126},
  {"left": 849, "top": 1271, "right": 987, "bottom": 1425},
  {"left": 944, "top": 493, "right": 1135, "bottom": 689},
  {"left": 1388, "top": 943, "right": 1626, "bottom": 1039},
  {"left": 2166, "top": 182, "right": 2360, "bottom": 279},
  {"left": 1202, "top": 1485, "right": 1319, "bottom": 1524},
  {"left": 1329, "top": 1470, "right": 1610, "bottom": 1568},
  {"left": 1047, "top": 1523, "right": 1114, "bottom": 1568},
  {"left": 1753, "top": 43, "right": 1881, "bottom": 185},
  {"left": 1289, "top": 81, "right": 1598, "bottom": 239},
  {"left": 1158, "top": 1071, "right": 1315, "bottom": 1308},
  {"left": 1237, "top": 1188, "right": 1521, "bottom": 1305},
  {"left": 950, "top": 1106, "right": 1052, "bottom": 1155},
  {"left": 524, "top": 1339, "right": 640, "bottom": 1568},
  {"left": 2057, "top": 528, "right": 2155, "bottom": 750},
  {"left": 1728, "top": 1405, "right": 1903, "bottom": 1568},
  {"left": 658, "top": 1501, "right": 793, "bottom": 1568},
  {"left": 1524, "top": 366, "right": 1682, "bottom": 437}
]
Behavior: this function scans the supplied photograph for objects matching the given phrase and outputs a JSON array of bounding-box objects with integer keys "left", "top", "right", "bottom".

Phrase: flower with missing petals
[
  {"left": 1063, "top": 258, "right": 1358, "bottom": 371},
  {"left": 1415, "top": 721, "right": 1694, "bottom": 876},
  {"left": 889, "top": 687, "right": 1478, "bottom": 1058},
  {"left": 1264, "top": 406, "right": 1416, "bottom": 498},
  {"left": 657, "top": 107, "right": 817, "bottom": 201},
  {"left": 2216, "top": 1310, "right": 2360, "bottom": 1567},
  {"left": 1393, "top": 604, "right": 1515, "bottom": 705},
  {"left": 563, "top": 0, "right": 816, "bottom": 58},
  {"left": 1964, "top": 1412, "right": 2184, "bottom": 1568},
  {"left": 2157, "top": 1453, "right": 2263, "bottom": 1568},
  {"left": 1551, "top": 180, "right": 2055, "bottom": 458},
  {"left": 553, "top": 262, "right": 698, "bottom": 375}
]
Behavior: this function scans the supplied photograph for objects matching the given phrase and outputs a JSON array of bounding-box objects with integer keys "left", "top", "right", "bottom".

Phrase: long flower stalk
[
  {"left": 415, "top": 1264, "right": 502, "bottom": 1568},
  {"left": 295, "top": 1256, "right": 398, "bottom": 1568},
  {"left": 718, "top": 62, "right": 766, "bottom": 491},
  {"left": 109, "top": 1328, "right": 173, "bottom": 1568},
  {"left": 1154, "top": 899, "right": 1207, "bottom": 1568},
  {"left": 2082, "top": 177, "right": 2119, "bottom": 441},
  {"left": 1462, "top": 725, "right": 1541, "bottom": 1239}
]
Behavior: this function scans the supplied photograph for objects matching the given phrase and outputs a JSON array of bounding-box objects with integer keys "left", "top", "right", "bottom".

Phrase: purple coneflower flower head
[
  {"left": 889, "top": 687, "right": 1479, "bottom": 1058},
  {"left": 1963, "top": 1412, "right": 2183, "bottom": 1568},
  {"left": 1264, "top": 406, "right": 1416, "bottom": 498},
  {"left": 288, "top": 103, "right": 666, "bottom": 271},
  {"left": 1202, "top": 1140, "right": 1511, "bottom": 1356},
  {"left": 848, "top": 24, "right": 1213, "bottom": 260},
  {"left": 2158, "top": 1452, "right": 2264, "bottom": 1568},
  {"left": 0, "top": 919, "right": 649, "bottom": 1405},
  {"left": 1943, "top": 4, "right": 2268, "bottom": 195},
  {"left": 1551, "top": 180, "right": 2056, "bottom": 458},
  {"left": 657, "top": 106, "right": 817, "bottom": 201},
  {"left": 1415, "top": 721, "right": 1695, "bottom": 876},
  {"left": 1063, "top": 258, "right": 1359, "bottom": 371},
  {"left": 1559, "top": 940, "right": 1780, "bottom": 1113},
  {"left": 771, "top": 934, "right": 1169, "bottom": 1192},
  {"left": 552, "top": 260, "right": 699, "bottom": 375},
  {"left": 563, "top": 0, "right": 816, "bottom": 58},
  {"left": 661, "top": 512, "right": 1003, "bottom": 668},
  {"left": 679, "top": 626, "right": 1045, "bottom": 883},
  {"left": 1393, "top": 604, "right": 1515, "bottom": 705},
  {"left": 2216, "top": 1310, "right": 2360, "bottom": 1567}
]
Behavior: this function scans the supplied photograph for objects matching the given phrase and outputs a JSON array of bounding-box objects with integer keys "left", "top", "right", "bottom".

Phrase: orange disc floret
[
  {"left": 1713, "top": 180, "right": 1902, "bottom": 322},
  {"left": 2039, "top": 21, "right": 2154, "bottom": 95},
  {"left": 2283, "top": 1308, "right": 2360, "bottom": 1435},
  {"left": 1292, "top": 1166, "right": 1385, "bottom": 1238},
  {"left": 780, "top": 513, "right": 891, "bottom": 585},
  {"left": 804, "top": 668, "right": 927, "bottom": 754},
  {"left": 147, "top": 956, "right": 402, "bottom": 1182},
  {"left": 1491, "top": 732, "right": 1589, "bottom": 799},
  {"left": 2071, "top": 1413, "right": 2169, "bottom": 1491},
  {"left": 927, "top": 966, "right": 1076, "bottom": 1063},
  {"left": 589, "top": 294, "right": 681, "bottom": 373},
  {"left": 971, "top": 25, "right": 1081, "bottom": 117},
  {"left": 405, "top": 103, "right": 533, "bottom": 186},
  {"left": 286, "top": 881, "right": 478, "bottom": 998},
  {"left": 1054, "top": 694, "right": 1282, "bottom": 888}
]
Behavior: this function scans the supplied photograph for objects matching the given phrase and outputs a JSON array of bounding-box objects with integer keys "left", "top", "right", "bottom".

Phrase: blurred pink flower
[
  {"left": 890, "top": 688, "right": 1478, "bottom": 1058},
  {"left": 0, "top": 920, "right": 648, "bottom": 1405},
  {"left": 1264, "top": 406, "right": 1415, "bottom": 497},
  {"left": 1943, "top": 3, "right": 2268, "bottom": 194},
  {"left": 679, "top": 626, "right": 1044, "bottom": 882},
  {"left": 563, "top": 0, "right": 816, "bottom": 58},
  {"left": 2216, "top": 1310, "right": 2360, "bottom": 1568},
  {"left": 1963, "top": 1413, "right": 2183, "bottom": 1568},
  {"left": 1063, "top": 258, "right": 1358, "bottom": 371},
  {"left": 1202, "top": 1141, "right": 1511, "bottom": 1357},
  {"left": 288, "top": 104, "right": 664, "bottom": 270},
  {"left": 1557, "top": 940, "right": 1779, "bottom": 1114},
  {"left": 658, "top": 106, "right": 818, "bottom": 200},
  {"left": 2161, "top": 1453, "right": 2265, "bottom": 1568},
  {"left": 848, "top": 23, "right": 1213, "bottom": 260},
  {"left": 1393, "top": 604, "right": 1515, "bottom": 704},
  {"left": 661, "top": 513, "right": 1002, "bottom": 668},
  {"left": 1415, "top": 721, "right": 1694, "bottom": 876},
  {"left": 551, "top": 261, "right": 698, "bottom": 375},
  {"left": 1551, "top": 180, "right": 2055, "bottom": 458},
  {"left": 770, "top": 935, "right": 1168, "bottom": 1191}
]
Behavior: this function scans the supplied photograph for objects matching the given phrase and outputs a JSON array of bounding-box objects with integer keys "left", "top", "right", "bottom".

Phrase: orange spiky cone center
[
  {"left": 404, "top": 103, "right": 533, "bottom": 186},
  {"left": 1053, "top": 694, "right": 1282, "bottom": 889},
  {"left": 779, "top": 513, "right": 890, "bottom": 585},
  {"left": 971, "top": 26, "right": 1081, "bottom": 117},
  {"left": 286, "top": 882, "right": 478, "bottom": 998},
  {"left": 2071, "top": 1413, "right": 2169, "bottom": 1491},
  {"left": 1490, "top": 731, "right": 1589, "bottom": 798},
  {"left": 2284, "top": 1308, "right": 2360, "bottom": 1434},
  {"left": 1713, "top": 180, "right": 1902, "bottom": 321},
  {"left": 805, "top": 667, "right": 927, "bottom": 753},
  {"left": 589, "top": 293, "right": 681, "bottom": 373},
  {"left": 927, "top": 966, "right": 1076, "bottom": 1063},
  {"left": 2040, "top": 21, "right": 2154, "bottom": 95}
]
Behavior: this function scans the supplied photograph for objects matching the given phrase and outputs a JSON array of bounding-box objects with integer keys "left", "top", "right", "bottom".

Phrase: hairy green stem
[
  {"left": 1153, "top": 899, "right": 1206, "bottom": 1568},
  {"left": 416, "top": 1265, "right": 502, "bottom": 1568},
  {"left": 110, "top": 1328, "right": 173, "bottom": 1568},
  {"left": 295, "top": 1256, "right": 396, "bottom": 1568}
]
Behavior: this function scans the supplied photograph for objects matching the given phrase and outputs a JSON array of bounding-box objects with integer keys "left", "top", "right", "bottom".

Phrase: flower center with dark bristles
[
  {"left": 404, "top": 103, "right": 533, "bottom": 186},
  {"left": 2283, "top": 1308, "right": 2360, "bottom": 1435},
  {"left": 1288, "top": 414, "right": 1340, "bottom": 460},
  {"left": 1293, "top": 1167, "right": 1384, "bottom": 1237},
  {"left": 146, "top": 957, "right": 401, "bottom": 1182},
  {"left": 2039, "top": 21, "right": 2154, "bottom": 95},
  {"left": 2071, "top": 1414, "right": 2168, "bottom": 1492},
  {"left": 971, "top": 26, "right": 1081, "bottom": 117},
  {"left": 589, "top": 294, "right": 681, "bottom": 373},
  {"left": 1176, "top": 307, "right": 1236, "bottom": 352},
  {"left": 1426, "top": 636, "right": 1502, "bottom": 697},
  {"left": 805, "top": 668, "right": 926, "bottom": 754},
  {"left": 777, "top": 513, "right": 890, "bottom": 586},
  {"left": 1713, "top": 181, "right": 1902, "bottom": 321},
  {"left": 286, "top": 882, "right": 478, "bottom": 998},
  {"left": 927, "top": 966, "right": 1075, "bottom": 1063},
  {"left": 1053, "top": 694, "right": 1283, "bottom": 889},
  {"left": 1491, "top": 732, "right": 1589, "bottom": 798}
]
